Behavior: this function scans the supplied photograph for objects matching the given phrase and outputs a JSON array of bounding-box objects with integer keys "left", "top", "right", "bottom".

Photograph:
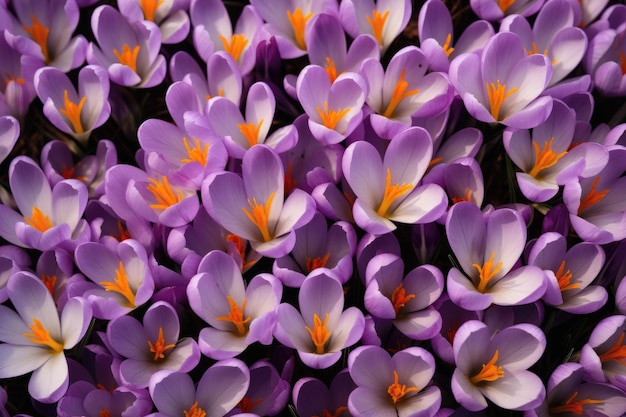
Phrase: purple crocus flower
[
  {"left": 469, "top": 0, "right": 545, "bottom": 21},
  {"left": 445, "top": 202, "right": 546, "bottom": 311},
  {"left": 202, "top": 144, "right": 315, "bottom": 258},
  {"left": 449, "top": 31, "right": 553, "bottom": 128},
  {"left": 34, "top": 64, "right": 110, "bottom": 143},
  {"left": 293, "top": 369, "right": 355, "bottom": 417},
  {"left": 119, "top": 0, "right": 190, "bottom": 44},
  {"left": 187, "top": 250, "right": 282, "bottom": 359},
  {"left": 57, "top": 381, "right": 152, "bottom": 417},
  {"left": 275, "top": 270, "right": 364, "bottom": 369},
  {"left": 0, "top": 115, "right": 19, "bottom": 164},
  {"left": 148, "top": 361, "right": 249, "bottom": 417},
  {"left": 580, "top": 314, "right": 626, "bottom": 391},
  {"left": 0, "top": 245, "right": 30, "bottom": 304},
  {"left": 566, "top": 0, "right": 610, "bottom": 28},
  {"left": 0, "top": 271, "right": 91, "bottom": 403},
  {"left": 364, "top": 253, "right": 444, "bottom": 340},
  {"left": 451, "top": 320, "right": 546, "bottom": 411},
  {"left": 438, "top": 157, "right": 485, "bottom": 210},
  {"left": 359, "top": 46, "right": 453, "bottom": 139},
  {"left": 339, "top": 0, "right": 412, "bottom": 53},
  {"left": 0, "top": 156, "right": 90, "bottom": 251},
  {"left": 0, "top": 32, "right": 37, "bottom": 119},
  {"left": 343, "top": 126, "right": 448, "bottom": 235},
  {"left": 106, "top": 300, "right": 200, "bottom": 389},
  {"left": 226, "top": 360, "right": 290, "bottom": 416},
  {"left": 348, "top": 345, "right": 441, "bottom": 417},
  {"left": 527, "top": 362, "right": 626, "bottom": 417},
  {"left": 35, "top": 248, "right": 79, "bottom": 309},
  {"left": 87, "top": 5, "right": 166, "bottom": 88},
  {"left": 430, "top": 295, "right": 481, "bottom": 365},
  {"left": 273, "top": 212, "right": 356, "bottom": 287}
]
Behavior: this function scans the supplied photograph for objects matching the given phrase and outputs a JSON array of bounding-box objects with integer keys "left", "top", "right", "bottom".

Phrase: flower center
[
  {"left": 366, "top": 9, "right": 389, "bottom": 46},
  {"left": 206, "top": 88, "right": 224, "bottom": 101},
  {"left": 470, "top": 350, "right": 505, "bottom": 384},
  {"left": 4, "top": 74, "right": 25, "bottom": 87},
  {"left": 486, "top": 80, "right": 518, "bottom": 122},
  {"left": 24, "top": 206, "right": 53, "bottom": 232},
  {"left": 41, "top": 274, "right": 57, "bottom": 296},
  {"left": 112, "top": 220, "right": 132, "bottom": 241},
  {"left": 242, "top": 192, "right": 275, "bottom": 242},
  {"left": 306, "top": 253, "right": 331, "bottom": 273},
  {"left": 287, "top": 8, "right": 313, "bottom": 50},
  {"left": 99, "top": 261, "right": 136, "bottom": 308},
  {"left": 216, "top": 295, "right": 251, "bottom": 336},
  {"left": 315, "top": 406, "right": 348, "bottom": 417},
  {"left": 316, "top": 102, "right": 351, "bottom": 131},
  {"left": 390, "top": 283, "right": 415, "bottom": 317},
  {"left": 23, "top": 317, "right": 64, "bottom": 353},
  {"left": 305, "top": 313, "right": 331, "bottom": 354},
  {"left": 113, "top": 44, "right": 140, "bottom": 73},
  {"left": 184, "top": 401, "right": 206, "bottom": 417},
  {"left": 59, "top": 90, "right": 87, "bottom": 134},
  {"left": 442, "top": 33, "right": 455, "bottom": 57},
  {"left": 555, "top": 260, "right": 579, "bottom": 292},
  {"left": 22, "top": 14, "right": 50, "bottom": 62},
  {"left": 181, "top": 137, "right": 209, "bottom": 166},
  {"left": 238, "top": 119, "right": 264, "bottom": 147},
  {"left": 499, "top": 0, "right": 515, "bottom": 13},
  {"left": 578, "top": 176, "right": 609, "bottom": 214},
  {"left": 621, "top": 51, "right": 626, "bottom": 75},
  {"left": 99, "top": 410, "right": 111, "bottom": 417},
  {"left": 324, "top": 57, "right": 339, "bottom": 82},
  {"left": 549, "top": 391, "right": 604, "bottom": 414},
  {"left": 237, "top": 397, "right": 263, "bottom": 413},
  {"left": 387, "top": 370, "right": 419, "bottom": 404},
  {"left": 377, "top": 168, "right": 413, "bottom": 217},
  {"left": 528, "top": 137, "right": 567, "bottom": 178},
  {"left": 220, "top": 34, "right": 249, "bottom": 63},
  {"left": 226, "top": 234, "right": 256, "bottom": 271},
  {"left": 147, "top": 176, "right": 183, "bottom": 210},
  {"left": 140, "top": 0, "right": 164, "bottom": 21},
  {"left": 147, "top": 327, "right": 176, "bottom": 361},
  {"left": 382, "top": 68, "right": 420, "bottom": 119},
  {"left": 284, "top": 161, "right": 297, "bottom": 195},
  {"left": 600, "top": 332, "right": 626, "bottom": 365},
  {"left": 472, "top": 252, "right": 502, "bottom": 293},
  {"left": 451, "top": 188, "right": 472, "bottom": 205}
]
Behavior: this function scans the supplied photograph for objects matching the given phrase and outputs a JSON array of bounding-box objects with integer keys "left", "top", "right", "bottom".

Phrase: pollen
[
  {"left": 306, "top": 252, "right": 331, "bottom": 272},
  {"left": 181, "top": 137, "right": 209, "bottom": 166},
  {"left": 59, "top": 90, "right": 87, "bottom": 134},
  {"left": 382, "top": 68, "right": 420, "bottom": 119},
  {"left": 549, "top": 391, "right": 604, "bottom": 415},
  {"left": 316, "top": 102, "right": 351, "bottom": 131},
  {"left": 184, "top": 401, "right": 207, "bottom": 417},
  {"left": 23, "top": 317, "right": 64, "bottom": 353},
  {"left": 140, "top": 0, "right": 164, "bottom": 21},
  {"left": 216, "top": 295, "right": 251, "bottom": 336},
  {"left": 578, "top": 176, "right": 609, "bottom": 214},
  {"left": 113, "top": 44, "right": 140, "bottom": 73},
  {"left": 599, "top": 332, "right": 626, "bottom": 365},
  {"left": 287, "top": 8, "right": 313, "bottom": 50},
  {"left": 147, "top": 327, "right": 176, "bottom": 361},
  {"left": 377, "top": 168, "right": 413, "bottom": 217},
  {"left": 220, "top": 34, "right": 249, "bottom": 63},
  {"left": 390, "top": 283, "right": 416, "bottom": 317},
  {"left": 305, "top": 313, "right": 331, "bottom": 354},
  {"left": 23, "top": 14, "right": 50, "bottom": 63},
  {"left": 442, "top": 33, "right": 455, "bottom": 57},
  {"left": 24, "top": 206, "right": 53, "bottom": 232},
  {"left": 472, "top": 252, "right": 502, "bottom": 293},
  {"left": 366, "top": 9, "right": 390, "bottom": 46},
  {"left": 99, "top": 261, "right": 136, "bottom": 308},
  {"left": 147, "top": 176, "right": 184, "bottom": 210},
  {"left": 237, "top": 119, "right": 264, "bottom": 147},
  {"left": 387, "top": 370, "right": 419, "bottom": 404},
  {"left": 470, "top": 350, "right": 505, "bottom": 384},
  {"left": 528, "top": 137, "right": 567, "bottom": 178},
  {"left": 486, "top": 80, "right": 518, "bottom": 122},
  {"left": 242, "top": 192, "right": 275, "bottom": 242}
]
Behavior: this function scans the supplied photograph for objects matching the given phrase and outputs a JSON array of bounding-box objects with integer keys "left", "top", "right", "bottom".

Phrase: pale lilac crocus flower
[
  {"left": 0, "top": 271, "right": 91, "bottom": 403},
  {"left": 191, "top": 0, "right": 262, "bottom": 74},
  {"left": 449, "top": 31, "right": 553, "bottom": 128},
  {"left": 187, "top": 250, "right": 282, "bottom": 360},
  {"left": 339, "top": 0, "right": 411, "bottom": 53},
  {"left": 445, "top": 202, "right": 546, "bottom": 311},
  {"left": 106, "top": 301, "right": 200, "bottom": 388},
  {"left": 565, "top": 0, "right": 610, "bottom": 28},
  {"left": 275, "top": 270, "right": 365, "bottom": 369},
  {"left": 343, "top": 126, "right": 448, "bottom": 235},
  {"left": 296, "top": 64, "right": 367, "bottom": 145},
  {"left": 580, "top": 315, "right": 626, "bottom": 392},
  {"left": 438, "top": 157, "right": 485, "bottom": 210},
  {"left": 147, "top": 361, "right": 249, "bottom": 417},
  {"left": 118, "top": 0, "right": 190, "bottom": 44},
  {"left": 470, "top": 0, "right": 545, "bottom": 22},
  {"left": 87, "top": 5, "right": 166, "bottom": 88},
  {"left": 0, "top": 115, "right": 19, "bottom": 164},
  {"left": 202, "top": 144, "right": 315, "bottom": 258},
  {"left": 0, "top": 245, "right": 30, "bottom": 304},
  {"left": 293, "top": 369, "right": 355, "bottom": 417},
  {"left": 34, "top": 65, "right": 110, "bottom": 143},
  {"left": 206, "top": 81, "right": 298, "bottom": 159},
  {"left": 528, "top": 232, "right": 607, "bottom": 314},
  {"left": 0, "top": 31, "right": 37, "bottom": 119},
  {"left": 348, "top": 345, "right": 441, "bottom": 417},
  {"left": 451, "top": 320, "right": 546, "bottom": 411}
]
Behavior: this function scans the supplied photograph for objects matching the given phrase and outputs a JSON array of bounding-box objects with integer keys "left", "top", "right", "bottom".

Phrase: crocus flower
[
  {"left": 528, "top": 231, "right": 607, "bottom": 314},
  {"left": 293, "top": 369, "right": 355, "bottom": 417},
  {"left": 563, "top": 145, "right": 626, "bottom": 244},
  {"left": 87, "top": 5, "right": 166, "bottom": 88},
  {"left": 343, "top": 126, "right": 448, "bottom": 235},
  {"left": 57, "top": 382, "right": 152, "bottom": 417},
  {"left": 445, "top": 202, "right": 546, "bottom": 311},
  {"left": 296, "top": 64, "right": 367, "bottom": 145},
  {"left": 451, "top": 320, "right": 546, "bottom": 411},
  {"left": 275, "top": 270, "right": 365, "bottom": 369},
  {"left": 440, "top": 157, "right": 485, "bottom": 209},
  {"left": 106, "top": 300, "right": 200, "bottom": 388},
  {"left": 34, "top": 64, "right": 110, "bottom": 142},
  {"left": 202, "top": 144, "right": 315, "bottom": 258},
  {"left": 147, "top": 361, "right": 249, "bottom": 417},
  {"left": 187, "top": 250, "right": 282, "bottom": 359},
  {"left": 191, "top": 0, "right": 262, "bottom": 74},
  {"left": 580, "top": 315, "right": 626, "bottom": 392},
  {"left": 0, "top": 115, "right": 19, "bottom": 164},
  {"left": 0, "top": 271, "right": 91, "bottom": 403},
  {"left": 0, "top": 245, "right": 30, "bottom": 304},
  {"left": 0, "top": 156, "right": 90, "bottom": 251},
  {"left": 449, "top": 31, "right": 553, "bottom": 128},
  {"left": 339, "top": 0, "right": 412, "bottom": 53},
  {"left": 74, "top": 239, "right": 155, "bottom": 320},
  {"left": 119, "top": 0, "right": 190, "bottom": 44},
  {"left": 0, "top": 31, "right": 37, "bottom": 119},
  {"left": 226, "top": 360, "right": 290, "bottom": 416},
  {"left": 273, "top": 212, "right": 356, "bottom": 287},
  {"left": 469, "top": 0, "right": 545, "bottom": 21},
  {"left": 430, "top": 295, "right": 481, "bottom": 365},
  {"left": 348, "top": 345, "right": 441, "bottom": 417}
]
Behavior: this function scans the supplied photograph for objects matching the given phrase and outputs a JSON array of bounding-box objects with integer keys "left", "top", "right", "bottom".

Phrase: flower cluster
[{"left": 0, "top": 0, "right": 625, "bottom": 416}]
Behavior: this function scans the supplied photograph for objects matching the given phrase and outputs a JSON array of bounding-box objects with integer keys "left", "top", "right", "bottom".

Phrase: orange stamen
[
  {"left": 442, "top": 33, "right": 455, "bottom": 57},
  {"left": 550, "top": 391, "right": 604, "bottom": 414},
  {"left": 284, "top": 161, "right": 297, "bottom": 195},
  {"left": 237, "top": 397, "right": 263, "bottom": 413},
  {"left": 316, "top": 102, "right": 351, "bottom": 130},
  {"left": 287, "top": 8, "right": 313, "bottom": 50},
  {"left": 23, "top": 317, "right": 63, "bottom": 353},
  {"left": 470, "top": 350, "right": 505, "bottom": 384},
  {"left": 99, "top": 410, "right": 111, "bottom": 417},
  {"left": 486, "top": 80, "right": 518, "bottom": 122},
  {"left": 428, "top": 157, "right": 443, "bottom": 169},
  {"left": 113, "top": 44, "right": 140, "bottom": 73},
  {"left": 600, "top": 332, "right": 626, "bottom": 365},
  {"left": 24, "top": 206, "right": 53, "bottom": 232},
  {"left": 140, "top": 0, "right": 164, "bottom": 21},
  {"left": 4, "top": 74, "right": 25, "bottom": 86},
  {"left": 147, "top": 176, "right": 184, "bottom": 210},
  {"left": 305, "top": 313, "right": 331, "bottom": 354},
  {"left": 237, "top": 119, "right": 264, "bottom": 147},
  {"left": 499, "top": 0, "right": 516, "bottom": 13},
  {"left": 113, "top": 220, "right": 132, "bottom": 241},
  {"left": 529, "top": 137, "right": 567, "bottom": 178},
  {"left": 578, "top": 176, "right": 609, "bottom": 214},
  {"left": 147, "top": 327, "right": 176, "bottom": 361},
  {"left": 216, "top": 295, "right": 251, "bottom": 336},
  {"left": 242, "top": 192, "right": 275, "bottom": 242},
  {"left": 181, "top": 137, "right": 209, "bottom": 166},
  {"left": 59, "top": 90, "right": 87, "bottom": 134},
  {"left": 205, "top": 88, "right": 224, "bottom": 101},
  {"left": 387, "top": 370, "right": 419, "bottom": 404},
  {"left": 366, "top": 9, "right": 390, "bottom": 46},
  {"left": 451, "top": 188, "right": 472, "bottom": 205},
  {"left": 324, "top": 57, "right": 339, "bottom": 82},
  {"left": 555, "top": 260, "right": 579, "bottom": 292},
  {"left": 41, "top": 275, "right": 57, "bottom": 296},
  {"left": 184, "top": 401, "right": 207, "bottom": 417},
  {"left": 306, "top": 253, "right": 330, "bottom": 272},
  {"left": 382, "top": 68, "right": 420, "bottom": 119},
  {"left": 390, "top": 284, "right": 416, "bottom": 316},
  {"left": 225, "top": 234, "right": 256, "bottom": 271},
  {"left": 99, "top": 261, "right": 136, "bottom": 308},
  {"left": 377, "top": 168, "right": 413, "bottom": 217},
  {"left": 472, "top": 252, "right": 502, "bottom": 293},
  {"left": 220, "top": 34, "right": 249, "bottom": 63},
  {"left": 314, "top": 406, "right": 348, "bottom": 417},
  {"left": 22, "top": 15, "right": 50, "bottom": 62}
]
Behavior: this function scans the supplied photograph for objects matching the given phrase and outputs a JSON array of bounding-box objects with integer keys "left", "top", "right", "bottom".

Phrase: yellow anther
[
  {"left": 316, "top": 102, "right": 351, "bottom": 130},
  {"left": 99, "top": 261, "right": 136, "bottom": 308},
  {"left": 220, "top": 34, "right": 249, "bottom": 63},
  {"left": 472, "top": 252, "right": 502, "bottom": 293},
  {"left": 147, "top": 327, "right": 176, "bottom": 361},
  {"left": 377, "top": 168, "right": 413, "bottom": 217},
  {"left": 305, "top": 313, "right": 331, "bottom": 354},
  {"left": 287, "top": 8, "right": 313, "bottom": 50},
  {"left": 23, "top": 317, "right": 64, "bottom": 353},
  {"left": 382, "top": 68, "right": 420, "bottom": 119},
  {"left": 366, "top": 9, "right": 390, "bottom": 46},
  {"left": 216, "top": 295, "right": 251, "bottom": 336},
  {"left": 387, "top": 370, "right": 419, "bottom": 404},
  {"left": 486, "top": 80, "right": 518, "bottom": 122},
  {"left": 113, "top": 44, "right": 140, "bottom": 73},
  {"left": 59, "top": 90, "right": 87, "bottom": 134},
  {"left": 470, "top": 350, "right": 505, "bottom": 384}
]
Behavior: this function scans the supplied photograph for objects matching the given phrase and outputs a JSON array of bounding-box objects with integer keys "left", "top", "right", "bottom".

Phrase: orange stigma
[
  {"left": 238, "top": 119, "right": 264, "bottom": 147},
  {"left": 23, "top": 15, "right": 50, "bottom": 62},
  {"left": 390, "top": 284, "right": 415, "bottom": 316},
  {"left": 181, "top": 137, "right": 209, "bottom": 166},
  {"left": 305, "top": 313, "right": 331, "bottom": 354},
  {"left": 442, "top": 33, "right": 455, "bottom": 57},
  {"left": 184, "top": 401, "right": 207, "bottom": 417},
  {"left": 599, "top": 332, "right": 626, "bottom": 365},
  {"left": 486, "top": 80, "right": 518, "bottom": 122},
  {"left": 59, "top": 90, "right": 87, "bottom": 134},
  {"left": 387, "top": 370, "right": 419, "bottom": 404},
  {"left": 377, "top": 168, "right": 413, "bottom": 217},
  {"left": 147, "top": 327, "right": 176, "bottom": 361},
  {"left": 470, "top": 350, "right": 505, "bottom": 384},
  {"left": 140, "top": 0, "right": 164, "bottom": 21},
  {"left": 499, "top": 0, "right": 516, "bottom": 13},
  {"left": 314, "top": 406, "right": 348, "bottom": 417},
  {"left": 113, "top": 44, "right": 140, "bottom": 73},
  {"left": 366, "top": 9, "right": 389, "bottom": 46},
  {"left": 41, "top": 275, "right": 57, "bottom": 296},
  {"left": 24, "top": 206, "right": 53, "bottom": 232},
  {"left": 324, "top": 57, "right": 339, "bottom": 82},
  {"left": 216, "top": 295, "right": 251, "bottom": 336},
  {"left": 549, "top": 391, "right": 603, "bottom": 414},
  {"left": 306, "top": 253, "right": 331, "bottom": 272},
  {"left": 473, "top": 252, "right": 502, "bottom": 293},
  {"left": 555, "top": 260, "right": 579, "bottom": 292},
  {"left": 242, "top": 192, "right": 275, "bottom": 242},
  {"left": 147, "top": 176, "right": 184, "bottom": 210},
  {"left": 99, "top": 261, "right": 136, "bottom": 308},
  {"left": 382, "top": 68, "right": 420, "bottom": 119},
  {"left": 220, "top": 34, "right": 249, "bottom": 63},
  {"left": 316, "top": 102, "right": 351, "bottom": 131},
  {"left": 451, "top": 188, "right": 472, "bottom": 205},
  {"left": 578, "top": 176, "right": 609, "bottom": 214},
  {"left": 287, "top": 8, "right": 313, "bottom": 50},
  {"left": 237, "top": 397, "right": 263, "bottom": 413},
  {"left": 23, "top": 317, "right": 64, "bottom": 353},
  {"left": 529, "top": 137, "right": 567, "bottom": 178}
]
